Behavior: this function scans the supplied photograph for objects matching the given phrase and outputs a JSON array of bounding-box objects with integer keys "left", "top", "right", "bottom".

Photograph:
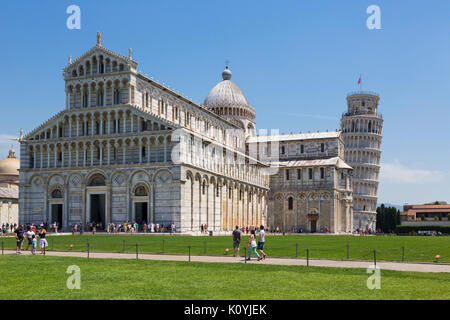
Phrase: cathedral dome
[
  {"left": 0, "top": 148, "right": 20, "bottom": 176},
  {"left": 204, "top": 66, "right": 250, "bottom": 109}
]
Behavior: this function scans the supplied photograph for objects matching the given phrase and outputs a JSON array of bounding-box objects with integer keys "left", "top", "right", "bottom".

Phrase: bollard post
[
  {"left": 402, "top": 246, "right": 405, "bottom": 262},
  {"left": 306, "top": 248, "right": 309, "bottom": 266},
  {"left": 123, "top": 240, "right": 125, "bottom": 252},
  {"left": 188, "top": 246, "right": 191, "bottom": 262},
  {"left": 244, "top": 247, "right": 247, "bottom": 263},
  {"left": 346, "top": 244, "right": 349, "bottom": 260},
  {"left": 296, "top": 243, "right": 298, "bottom": 258},
  {"left": 136, "top": 244, "right": 138, "bottom": 260},
  {"left": 374, "top": 249, "right": 376, "bottom": 266}
]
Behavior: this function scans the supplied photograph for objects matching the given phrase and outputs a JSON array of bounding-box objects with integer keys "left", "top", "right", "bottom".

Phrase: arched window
[
  {"left": 288, "top": 197, "right": 294, "bottom": 210},
  {"left": 114, "top": 89, "right": 120, "bottom": 104},
  {"left": 134, "top": 185, "right": 148, "bottom": 196},
  {"left": 51, "top": 189, "right": 63, "bottom": 199},
  {"left": 88, "top": 174, "right": 106, "bottom": 186},
  {"left": 83, "top": 91, "right": 88, "bottom": 108},
  {"left": 97, "top": 91, "right": 104, "bottom": 106}
]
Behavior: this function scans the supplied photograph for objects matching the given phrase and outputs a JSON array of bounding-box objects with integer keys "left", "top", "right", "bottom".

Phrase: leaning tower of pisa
[{"left": 340, "top": 92, "right": 383, "bottom": 231}]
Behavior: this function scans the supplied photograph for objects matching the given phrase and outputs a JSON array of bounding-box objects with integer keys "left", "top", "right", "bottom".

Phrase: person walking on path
[
  {"left": 232, "top": 225, "right": 242, "bottom": 257},
  {"left": 14, "top": 224, "right": 24, "bottom": 254},
  {"left": 38, "top": 226, "right": 48, "bottom": 254},
  {"left": 257, "top": 225, "right": 267, "bottom": 260},
  {"left": 246, "top": 229, "right": 260, "bottom": 261}
]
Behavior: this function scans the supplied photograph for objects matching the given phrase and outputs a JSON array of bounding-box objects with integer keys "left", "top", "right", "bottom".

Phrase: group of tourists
[
  {"left": 237, "top": 225, "right": 269, "bottom": 234},
  {"left": 14, "top": 223, "right": 48, "bottom": 255},
  {"left": 232, "top": 225, "right": 267, "bottom": 261},
  {"left": 354, "top": 227, "right": 375, "bottom": 235},
  {"left": 1, "top": 223, "right": 17, "bottom": 235},
  {"left": 106, "top": 222, "right": 176, "bottom": 233},
  {"left": 70, "top": 221, "right": 177, "bottom": 235}
]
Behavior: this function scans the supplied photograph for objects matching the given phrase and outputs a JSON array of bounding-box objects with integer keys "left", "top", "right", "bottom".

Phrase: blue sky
[{"left": 0, "top": 0, "right": 449, "bottom": 205}]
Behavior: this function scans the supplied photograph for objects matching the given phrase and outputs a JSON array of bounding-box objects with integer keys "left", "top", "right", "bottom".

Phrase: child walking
[{"left": 31, "top": 234, "right": 37, "bottom": 255}]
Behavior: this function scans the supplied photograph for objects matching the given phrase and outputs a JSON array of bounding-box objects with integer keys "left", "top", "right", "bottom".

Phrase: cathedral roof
[
  {"left": 203, "top": 66, "right": 250, "bottom": 109},
  {"left": 0, "top": 148, "right": 20, "bottom": 176},
  {"left": 248, "top": 131, "right": 341, "bottom": 143},
  {"left": 272, "top": 157, "right": 352, "bottom": 169}
]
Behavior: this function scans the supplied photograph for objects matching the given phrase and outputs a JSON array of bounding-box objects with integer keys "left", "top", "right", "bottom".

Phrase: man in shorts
[
  {"left": 232, "top": 225, "right": 241, "bottom": 257},
  {"left": 257, "top": 225, "right": 267, "bottom": 260},
  {"left": 14, "top": 224, "right": 24, "bottom": 254}
]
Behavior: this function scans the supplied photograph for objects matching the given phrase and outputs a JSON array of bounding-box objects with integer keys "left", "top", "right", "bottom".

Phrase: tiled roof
[
  {"left": 270, "top": 157, "right": 352, "bottom": 169},
  {"left": 248, "top": 131, "right": 340, "bottom": 143},
  {"left": 402, "top": 205, "right": 450, "bottom": 216}
]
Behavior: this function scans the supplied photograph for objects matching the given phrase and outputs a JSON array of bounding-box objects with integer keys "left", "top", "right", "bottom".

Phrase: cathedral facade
[
  {"left": 18, "top": 35, "right": 382, "bottom": 233},
  {"left": 18, "top": 35, "right": 269, "bottom": 233}
]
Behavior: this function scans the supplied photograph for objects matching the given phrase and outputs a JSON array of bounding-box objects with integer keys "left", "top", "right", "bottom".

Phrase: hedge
[{"left": 396, "top": 225, "right": 450, "bottom": 234}]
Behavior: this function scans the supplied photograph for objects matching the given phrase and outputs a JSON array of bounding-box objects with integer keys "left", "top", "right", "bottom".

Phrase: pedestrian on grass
[
  {"left": 38, "top": 226, "right": 48, "bottom": 254},
  {"left": 232, "top": 225, "right": 241, "bottom": 257},
  {"left": 25, "top": 227, "right": 35, "bottom": 251},
  {"left": 31, "top": 234, "right": 37, "bottom": 255},
  {"left": 14, "top": 224, "right": 24, "bottom": 254}
]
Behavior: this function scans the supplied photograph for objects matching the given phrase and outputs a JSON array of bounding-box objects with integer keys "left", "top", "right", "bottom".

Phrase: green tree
[{"left": 376, "top": 204, "right": 400, "bottom": 233}]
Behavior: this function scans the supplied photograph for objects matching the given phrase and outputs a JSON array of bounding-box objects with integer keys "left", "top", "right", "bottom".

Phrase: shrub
[{"left": 396, "top": 225, "right": 450, "bottom": 234}]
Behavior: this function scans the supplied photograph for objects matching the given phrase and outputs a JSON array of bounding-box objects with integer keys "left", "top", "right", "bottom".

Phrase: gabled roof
[
  {"left": 24, "top": 105, "right": 181, "bottom": 140},
  {"left": 64, "top": 44, "right": 137, "bottom": 73}
]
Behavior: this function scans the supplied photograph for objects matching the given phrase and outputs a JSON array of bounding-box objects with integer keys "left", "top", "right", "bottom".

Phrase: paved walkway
[{"left": 4, "top": 250, "right": 449, "bottom": 273}]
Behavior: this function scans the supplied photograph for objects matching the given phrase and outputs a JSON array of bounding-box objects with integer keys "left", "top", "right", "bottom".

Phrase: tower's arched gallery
[{"left": 19, "top": 36, "right": 382, "bottom": 233}]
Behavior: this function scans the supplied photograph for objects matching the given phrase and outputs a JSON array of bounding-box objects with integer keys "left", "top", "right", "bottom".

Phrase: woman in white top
[{"left": 246, "top": 229, "right": 261, "bottom": 261}]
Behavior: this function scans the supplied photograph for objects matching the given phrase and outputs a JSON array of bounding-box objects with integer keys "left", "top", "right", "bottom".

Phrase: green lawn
[
  {"left": 0, "top": 255, "right": 448, "bottom": 300},
  {"left": 2, "top": 234, "right": 449, "bottom": 263}
]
